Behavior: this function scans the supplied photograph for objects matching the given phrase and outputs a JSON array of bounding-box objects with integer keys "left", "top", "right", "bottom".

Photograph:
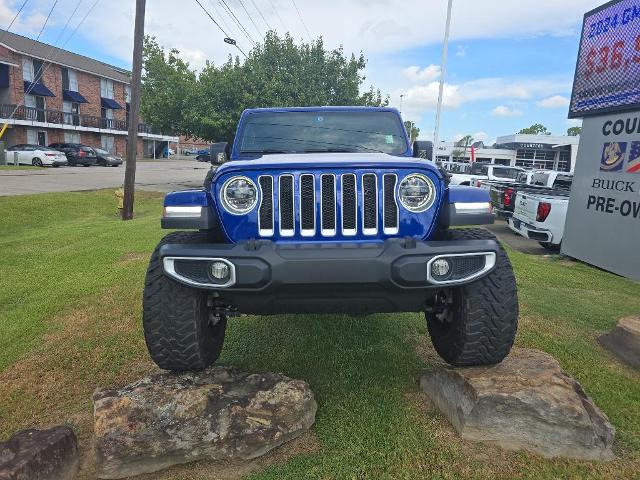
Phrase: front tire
[
  {"left": 32, "top": 158, "right": 43, "bottom": 167},
  {"left": 143, "top": 231, "right": 227, "bottom": 371},
  {"left": 426, "top": 228, "right": 518, "bottom": 366}
]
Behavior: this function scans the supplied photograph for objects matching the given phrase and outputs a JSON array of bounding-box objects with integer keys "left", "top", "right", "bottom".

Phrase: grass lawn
[
  {"left": 0, "top": 190, "right": 639, "bottom": 479},
  {"left": 0, "top": 165, "right": 41, "bottom": 170}
]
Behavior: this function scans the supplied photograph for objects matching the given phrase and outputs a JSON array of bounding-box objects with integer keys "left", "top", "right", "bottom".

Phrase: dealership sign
[
  {"left": 564, "top": 0, "right": 640, "bottom": 280},
  {"left": 569, "top": 0, "right": 640, "bottom": 117},
  {"left": 562, "top": 111, "right": 640, "bottom": 280}
]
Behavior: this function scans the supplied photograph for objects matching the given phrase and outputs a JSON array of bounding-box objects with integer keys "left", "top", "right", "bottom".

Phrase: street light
[
  {"left": 399, "top": 94, "right": 404, "bottom": 113},
  {"left": 224, "top": 37, "right": 237, "bottom": 45}
]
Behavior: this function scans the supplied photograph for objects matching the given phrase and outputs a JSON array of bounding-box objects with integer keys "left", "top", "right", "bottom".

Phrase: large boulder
[
  {"left": 599, "top": 316, "right": 640, "bottom": 370},
  {"left": 0, "top": 426, "right": 78, "bottom": 480},
  {"left": 93, "top": 365, "right": 317, "bottom": 479},
  {"left": 420, "top": 348, "right": 615, "bottom": 460}
]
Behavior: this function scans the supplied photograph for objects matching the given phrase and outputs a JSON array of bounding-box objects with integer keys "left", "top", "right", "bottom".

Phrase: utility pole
[
  {"left": 122, "top": 0, "right": 146, "bottom": 220},
  {"left": 433, "top": 0, "right": 453, "bottom": 147}
]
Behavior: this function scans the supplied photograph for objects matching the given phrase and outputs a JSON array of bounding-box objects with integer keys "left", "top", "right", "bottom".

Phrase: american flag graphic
[{"left": 628, "top": 141, "right": 640, "bottom": 174}]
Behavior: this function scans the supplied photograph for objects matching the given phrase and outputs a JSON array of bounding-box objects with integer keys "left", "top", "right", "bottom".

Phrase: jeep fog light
[
  {"left": 430, "top": 258, "right": 451, "bottom": 278},
  {"left": 221, "top": 176, "right": 257, "bottom": 214},
  {"left": 210, "top": 261, "right": 230, "bottom": 280},
  {"left": 399, "top": 173, "right": 435, "bottom": 212}
]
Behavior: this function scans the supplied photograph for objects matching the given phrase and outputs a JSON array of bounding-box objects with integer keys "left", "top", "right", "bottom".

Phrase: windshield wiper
[
  {"left": 301, "top": 148, "right": 358, "bottom": 153},
  {"left": 240, "top": 149, "right": 289, "bottom": 154}
]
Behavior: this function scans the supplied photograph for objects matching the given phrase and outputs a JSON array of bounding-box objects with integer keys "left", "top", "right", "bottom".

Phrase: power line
[
  {"left": 290, "top": 0, "right": 311, "bottom": 41},
  {"left": 237, "top": 0, "right": 264, "bottom": 40},
  {"left": 194, "top": 0, "right": 248, "bottom": 57},
  {"left": 207, "top": 0, "right": 234, "bottom": 36},
  {"left": 10, "top": 0, "right": 99, "bottom": 121},
  {"left": 266, "top": 0, "right": 287, "bottom": 32},
  {"left": 219, "top": 0, "right": 257, "bottom": 47},
  {"left": 33, "top": 0, "right": 58, "bottom": 43},
  {"left": 0, "top": 0, "right": 30, "bottom": 46},
  {"left": 249, "top": 0, "right": 272, "bottom": 32}
]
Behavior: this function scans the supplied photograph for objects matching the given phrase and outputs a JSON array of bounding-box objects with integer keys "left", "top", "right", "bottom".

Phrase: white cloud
[
  {"left": 402, "top": 64, "right": 441, "bottom": 82},
  {"left": 0, "top": 0, "right": 606, "bottom": 68},
  {"left": 566, "top": 118, "right": 583, "bottom": 127},
  {"left": 397, "top": 76, "right": 569, "bottom": 117},
  {"left": 472, "top": 131, "right": 488, "bottom": 141},
  {"left": 456, "top": 45, "right": 468, "bottom": 57},
  {"left": 491, "top": 105, "right": 523, "bottom": 117},
  {"left": 537, "top": 95, "right": 570, "bottom": 108}
]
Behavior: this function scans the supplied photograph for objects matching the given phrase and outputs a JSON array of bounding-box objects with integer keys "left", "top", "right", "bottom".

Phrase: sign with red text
[{"left": 570, "top": 0, "right": 640, "bottom": 117}]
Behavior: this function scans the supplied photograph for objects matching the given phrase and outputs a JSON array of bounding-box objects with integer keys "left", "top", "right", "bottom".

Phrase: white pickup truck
[
  {"left": 508, "top": 188, "right": 571, "bottom": 251},
  {"left": 449, "top": 163, "right": 525, "bottom": 187}
]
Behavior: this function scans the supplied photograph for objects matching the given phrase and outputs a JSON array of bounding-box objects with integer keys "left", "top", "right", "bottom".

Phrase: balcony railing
[{"left": 0, "top": 104, "right": 159, "bottom": 136}]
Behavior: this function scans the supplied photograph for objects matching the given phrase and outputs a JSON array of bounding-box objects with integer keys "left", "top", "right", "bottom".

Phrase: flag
[
  {"left": 627, "top": 141, "right": 640, "bottom": 173},
  {"left": 470, "top": 145, "right": 475, "bottom": 163}
]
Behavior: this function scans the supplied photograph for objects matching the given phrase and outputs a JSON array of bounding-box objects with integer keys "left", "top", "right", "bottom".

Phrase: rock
[
  {"left": 0, "top": 426, "right": 79, "bottom": 480},
  {"left": 420, "top": 348, "right": 615, "bottom": 460},
  {"left": 599, "top": 316, "right": 640, "bottom": 370},
  {"left": 93, "top": 365, "right": 317, "bottom": 479}
]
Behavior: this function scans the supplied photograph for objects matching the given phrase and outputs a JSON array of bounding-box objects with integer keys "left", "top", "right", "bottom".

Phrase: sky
[{"left": 0, "top": 0, "right": 607, "bottom": 144}]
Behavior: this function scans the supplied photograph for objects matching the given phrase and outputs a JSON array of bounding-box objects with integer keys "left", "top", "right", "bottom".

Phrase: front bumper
[
  {"left": 159, "top": 238, "right": 499, "bottom": 314},
  {"left": 51, "top": 160, "right": 69, "bottom": 167}
]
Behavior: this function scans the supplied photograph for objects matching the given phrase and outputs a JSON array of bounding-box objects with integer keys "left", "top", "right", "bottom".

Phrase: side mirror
[
  {"left": 412, "top": 140, "right": 433, "bottom": 160},
  {"left": 209, "top": 142, "right": 230, "bottom": 165}
]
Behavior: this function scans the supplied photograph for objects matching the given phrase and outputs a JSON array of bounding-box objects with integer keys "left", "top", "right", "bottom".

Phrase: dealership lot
[{"left": 0, "top": 159, "right": 211, "bottom": 196}]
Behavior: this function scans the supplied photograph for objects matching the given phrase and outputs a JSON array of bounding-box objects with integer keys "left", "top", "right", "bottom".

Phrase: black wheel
[
  {"left": 143, "top": 231, "right": 227, "bottom": 371},
  {"left": 32, "top": 158, "right": 43, "bottom": 167},
  {"left": 426, "top": 228, "right": 518, "bottom": 366},
  {"left": 98, "top": 159, "right": 107, "bottom": 167},
  {"left": 539, "top": 241, "right": 561, "bottom": 252},
  {"left": 69, "top": 158, "right": 77, "bottom": 167}
]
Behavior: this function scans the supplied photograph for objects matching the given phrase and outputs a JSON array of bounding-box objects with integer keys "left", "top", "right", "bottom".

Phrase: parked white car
[
  {"left": 5, "top": 144, "right": 68, "bottom": 167},
  {"left": 450, "top": 163, "right": 525, "bottom": 186},
  {"left": 508, "top": 189, "right": 571, "bottom": 250}
]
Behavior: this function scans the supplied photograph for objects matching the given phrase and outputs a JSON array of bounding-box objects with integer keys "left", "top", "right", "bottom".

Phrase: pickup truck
[
  {"left": 508, "top": 188, "right": 570, "bottom": 250},
  {"left": 490, "top": 170, "right": 573, "bottom": 219},
  {"left": 145, "top": 106, "right": 518, "bottom": 372},
  {"left": 449, "top": 163, "right": 525, "bottom": 187}
]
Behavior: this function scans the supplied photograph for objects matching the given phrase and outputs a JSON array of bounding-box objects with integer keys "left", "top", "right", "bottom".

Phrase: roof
[
  {"left": 495, "top": 134, "right": 580, "bottom": 146},
  {"left": 242, "top": 106, "right": 401, "bottom": 114},
  {"left": 0, "top": 29, "right": 131, "bottom": 84}
]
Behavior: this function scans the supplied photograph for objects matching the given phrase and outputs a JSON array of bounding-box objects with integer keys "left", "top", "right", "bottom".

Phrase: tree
[
  {"left": 141, "top": 32, "right": 388, "bottom": 142},
  {"left": 455, "top": 134, "right": 474, "bottom": 160},
  {"left": 404, "top": 120, "right": 419, "bottom": 143},
  {"left": 567, "top": 126, "right": 582, "bottom": 136},
  {"left": 140, "top": 36, "right": 196, "bottom": 135},
  {"left": 518, "top": 123, "right": 550, "bottom": 135}
]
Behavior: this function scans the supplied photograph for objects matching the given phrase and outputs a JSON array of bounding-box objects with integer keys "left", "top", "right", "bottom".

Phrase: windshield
[
  {"left": 493, "top": 167, "right": 522, "bottom": 180},
  {"left": 238, "top": 111, "right": 408, "bottom": 155}
]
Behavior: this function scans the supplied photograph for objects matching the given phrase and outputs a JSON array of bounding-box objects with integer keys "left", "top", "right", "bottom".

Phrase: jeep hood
[{"left": 214, "top": 152, "right": 443, "bottom": 180}]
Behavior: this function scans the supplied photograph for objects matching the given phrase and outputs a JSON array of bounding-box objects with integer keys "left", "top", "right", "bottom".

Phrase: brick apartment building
[{"left": 0, "top": 29, "right": 177, "bottom": 156}]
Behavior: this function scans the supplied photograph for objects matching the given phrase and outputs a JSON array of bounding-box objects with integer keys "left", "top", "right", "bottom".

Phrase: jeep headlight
[
  {"left": 398, "top": 174, "right": 435, "bottom": 212},
  {"left": 221, "top": 176, "right": 257, "bottom": 214}
]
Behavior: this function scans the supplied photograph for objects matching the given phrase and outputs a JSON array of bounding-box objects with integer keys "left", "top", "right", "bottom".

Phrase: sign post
[{"left": 563, "top": 0, "right": 640, "bottom": 280}]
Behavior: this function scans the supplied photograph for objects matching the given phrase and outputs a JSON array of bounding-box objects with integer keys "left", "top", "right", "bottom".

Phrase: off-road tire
[
  {"left": 143, "top": 231, "right": 227, "bottom": 371},
  {"left": 426, "top": 228, "right": 518, "bottom": 366}
]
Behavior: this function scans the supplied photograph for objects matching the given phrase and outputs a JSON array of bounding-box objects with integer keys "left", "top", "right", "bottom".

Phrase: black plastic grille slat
[
  {"left": 450, "top": 256, "right": 486, "bottom": 280},
  {"left": 174, "top": 260, "right": 210, "bottom": 284},
  {"left": 383, "top": 174, "right": 397, "bottom": 230},
  {"left": 363, "top": 174, "right": 377, "bottom": 230},
  {"left": 280, "top": 176, "right": 294, "bottom": 231},
  {"left": 321, "top": 175, "right": 336, "bottom": 231},
  {"left": 342, "top": 175, "right": 356, "bottom": 231},
  {"left": 259, "top": 176, "right": 273, "bottom": 231},
  {"left": 300, "top": 175, "right": 315, "bottom": 231}
]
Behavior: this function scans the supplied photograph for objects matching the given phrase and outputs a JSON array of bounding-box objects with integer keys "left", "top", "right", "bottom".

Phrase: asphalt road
[
  {"left": 486, "top": 219, "right": 549, "bottom": 255},
  {"left": 0, "top": 159, "right": 211, "bottom": 196}
]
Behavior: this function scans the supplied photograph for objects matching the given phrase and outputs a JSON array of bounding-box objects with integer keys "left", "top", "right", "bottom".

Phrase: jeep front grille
[{"left": 258, "top": 173, "right": 399, "bottom": 237}]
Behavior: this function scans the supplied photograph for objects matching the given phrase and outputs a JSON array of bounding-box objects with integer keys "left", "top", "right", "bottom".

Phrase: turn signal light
[{"left": 536, "top": 202, "right": 552, "bottom": 222}]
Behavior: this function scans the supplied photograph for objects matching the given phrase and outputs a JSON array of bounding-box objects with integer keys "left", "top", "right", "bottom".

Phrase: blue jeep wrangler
[{"left": 143, "top": 107, "right": 518, "bottom": 371}]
